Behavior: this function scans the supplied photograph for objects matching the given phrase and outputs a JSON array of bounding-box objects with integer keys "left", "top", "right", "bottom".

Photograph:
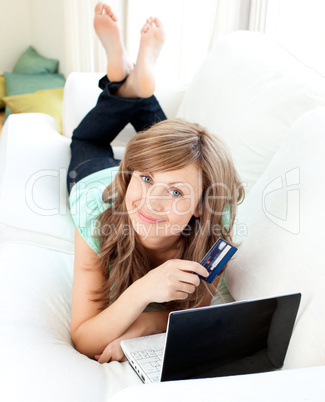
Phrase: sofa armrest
[
  {"left": 62, "top": 72, "right": 103, "bottom": 140},
  {"left": 0, "top": 113, "right": 75, "bottom": 252},
  {"left": 62, "top": 72, "right": 187, "bottom": 145},
  {"left": 110, "top": 365, "right": 325, "bottom": 402}
]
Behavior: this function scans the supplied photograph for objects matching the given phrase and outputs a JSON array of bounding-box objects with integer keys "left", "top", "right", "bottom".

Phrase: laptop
[{"left": 121, "top": 293, "right": 301, "bottom": 383}]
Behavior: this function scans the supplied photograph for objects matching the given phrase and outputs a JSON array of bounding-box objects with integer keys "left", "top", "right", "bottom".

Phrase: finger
[
  {"left": 98, "top": 349, "right": 112, "bottom": 364},
  {"left": 116, "top": 350, "right": 127, "bottom": 362},
  {"left": 179, "top": 271, "right": 200, "bottom": 287},
  {"left": 172, "top": 290, "right": 193, "bottom": 300},
  {"left": 178, "top": 281, "right": 196, "bottom": 295},
  {"left": 174, "top": 260, "right": 209, "bottom": 277}
]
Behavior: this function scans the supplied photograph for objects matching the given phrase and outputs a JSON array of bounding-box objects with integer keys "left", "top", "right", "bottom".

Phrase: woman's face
[{"left": 125, "top": 163, "right": 203, "bottom": 242}]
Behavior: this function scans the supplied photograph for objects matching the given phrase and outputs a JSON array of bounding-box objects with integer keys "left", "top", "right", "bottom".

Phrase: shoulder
[{"left": 69, "top": 166, "right": 119, "bottom": 253}]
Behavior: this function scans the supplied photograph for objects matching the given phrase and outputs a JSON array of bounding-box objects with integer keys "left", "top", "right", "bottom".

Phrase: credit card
[{"left": 198, "top": 238, "right": 237, "bottom": 283}]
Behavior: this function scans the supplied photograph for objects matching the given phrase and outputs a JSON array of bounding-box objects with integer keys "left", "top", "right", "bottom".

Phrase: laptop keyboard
[{"left": 131, "top": 349, "right": 164, "bottom": 383}]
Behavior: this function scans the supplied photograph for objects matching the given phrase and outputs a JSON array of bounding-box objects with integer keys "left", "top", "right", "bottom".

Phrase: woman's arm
[
  {"left": 95, "top": 310, "right": 170, "bottom": 363},
  {"left": 71, "top": 228, "right": 209, "bottom": 358},
  {"left": 96, "top": 288, "right": 215, "bottom": 363},
  {"left": 71, "top": 228, "right": 150, "bottom": 357}
]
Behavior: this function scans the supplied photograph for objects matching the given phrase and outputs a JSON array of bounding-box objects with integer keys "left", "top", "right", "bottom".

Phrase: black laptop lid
[{"left": 161, "top": 293, "right": 301, "bottom": 382}]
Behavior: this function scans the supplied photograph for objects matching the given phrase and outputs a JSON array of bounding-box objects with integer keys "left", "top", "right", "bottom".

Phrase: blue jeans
[{"left": 66, "top": 75, "right": 166, "bottom": 194}]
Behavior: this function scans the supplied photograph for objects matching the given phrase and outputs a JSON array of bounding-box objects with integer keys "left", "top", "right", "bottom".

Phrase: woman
[{"left": 68, "top": 3, "right": 244, "bottom": 364}]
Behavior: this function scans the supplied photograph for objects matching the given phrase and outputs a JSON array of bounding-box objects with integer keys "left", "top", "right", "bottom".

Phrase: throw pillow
[
  {"left": 3, "top": 72, "right": 65, "bottom": 119},
  {"left": 3, "top": 88, "right": 64, "bottom": 133},
  {"left": 0, "top": 75, "right": 5, "bottom": 109},
  {"left": 13, "top": 46, "right": 59, "bottom": 74},
  {"left": 225, "top": 107, "right": 325, "bottom": 369}
]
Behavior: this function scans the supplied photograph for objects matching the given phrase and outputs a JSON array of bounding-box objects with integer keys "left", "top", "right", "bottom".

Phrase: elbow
[{"left": 70, "top": 324, "right": 100, "bottom": 359}]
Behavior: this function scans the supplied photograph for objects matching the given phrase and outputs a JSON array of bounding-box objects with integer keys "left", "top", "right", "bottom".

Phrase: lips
[{"left": 136, "top": 208, "right": 165, "bottom": 224}]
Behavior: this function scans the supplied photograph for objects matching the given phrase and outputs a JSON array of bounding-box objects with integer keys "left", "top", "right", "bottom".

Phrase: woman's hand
[
  {"left": 95, "top": 318, "right": 146, "bottom": 364},
  {"left": 95, "top": 311, "right": 170, "bottom": 363},
  {"left": 95, "top": 336, "right": 126, "bottom": 363},
  {"left": 139, "top": 259, "right": 209, "bottom": 304}
]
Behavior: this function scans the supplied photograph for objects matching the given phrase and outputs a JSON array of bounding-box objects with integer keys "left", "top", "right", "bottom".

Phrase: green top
[
  {"left": 69, "top": 167, "right": 234, "bottom": 305},
  {"left": 69, "top": 166, "right": 119, "bottom": 254}
]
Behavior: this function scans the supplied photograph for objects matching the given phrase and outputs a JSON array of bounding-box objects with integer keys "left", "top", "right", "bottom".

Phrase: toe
[
  {"left": 153, "top": 17, "right": 163, "bottom": 28},
  {"left": 147, "top": 17, "right": 154, "bottom": 26},
  {"left": 95, "top": 2, "right": 104, "bottom": 15},
  {"left": 103, "top": 5, "right": 111, "bottom": 15},
  {"left": 104, "top": 4, "right": 118, "bottom": 21}
]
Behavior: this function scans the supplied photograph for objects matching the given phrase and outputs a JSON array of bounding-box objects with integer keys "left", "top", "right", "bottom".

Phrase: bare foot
[
  {"left": 118, "top": 17, "right": 165, "bottom": 98},
  {"left": 93, "top": 2, "right": 132, "bottom": 82}
]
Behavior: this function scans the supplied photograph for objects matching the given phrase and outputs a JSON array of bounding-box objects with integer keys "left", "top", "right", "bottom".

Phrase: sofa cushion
[
  {"left": 3, "top": 72, "right": 65, "bottom": 119},
  {"left": 0, "top": 75, "right": 5, "bottom": 109},
  {"left": 13, "top": 45, "right": 59, "bottom": 74},
  {"left": 0, "top": 112, "right": 126, "bottom": 252},
  {"left": 110, "top": 365, "right": 325, "bottom": 402},
  {"left": 177, "top": 31, "right": 325, "bottom": 192},
  {"left": 225, "top": 107, "right": 325, "bottom": 369},
  {"left": 0, "top": 242, "right": 140, "bottom": 402},
  {"left": 0, "top": 114, "right": 75, "bottom": 252},
  {"left": 3, "top": 87, "right": 64, "bottom": 133}
]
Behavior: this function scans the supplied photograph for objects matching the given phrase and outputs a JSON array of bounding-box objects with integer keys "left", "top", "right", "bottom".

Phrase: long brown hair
[{"left": 94, "top": 119, "right": 244, "bottom": 310}]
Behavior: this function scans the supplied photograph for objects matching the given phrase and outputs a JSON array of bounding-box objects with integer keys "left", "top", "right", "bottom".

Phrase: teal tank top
[{"left": 69, "top": 166, "right": 119, "bottom": 254}]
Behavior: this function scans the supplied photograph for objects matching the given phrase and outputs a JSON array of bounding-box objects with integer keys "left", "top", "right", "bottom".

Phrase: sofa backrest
[
  {"left": 176, "top": 30, "right": 325, "bottom": 370},
  {"left": 226, "top": 107, "right": 325, "bottom": 369},
  {"left": 62, "top": 72, "right": 187, "bottom": 146},
  {"left": 177, "top": 30, "right": 325, "bottom": 192}
]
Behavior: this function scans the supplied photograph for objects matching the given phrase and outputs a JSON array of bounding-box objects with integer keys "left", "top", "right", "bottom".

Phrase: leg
[
  {"left": 67, "top": 77, "right": 166, "bottom": 193},
  {"left": 67, "top": 5, "right": 166, "bottom": 192},
  {"left": 117, "top": 17, "right": 165, "bottom": 98},
  {"left": 73, "top": 6, "right": 165, "bottom": 143},
  {"left": 115, "top": 16, "right": 167, "bottom": 131},
  {"left": 94, "top": 2, "right": 132, "bottom": 81},
  {"left": 67, "top": 140, "right": 120, "bottom": 194},
  {"left": 67, "top": 4, "right": 134, "bottom": 193},
  {"left": 66, "top": 76, "right": 138, "bottom": 193}
]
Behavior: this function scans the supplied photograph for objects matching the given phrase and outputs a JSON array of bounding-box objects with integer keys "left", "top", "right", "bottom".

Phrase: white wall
[
  {"left": 2, "top": 0, "right": 325, "bottom": 80},
  {"left": 29, "top": 0, "right": 66, "bottom": 74},
  {"left": 265, "top": 0, "right": 325, "bottom": 77},
  {"left": 0, "top": 0, "right": 66, "bottom": 75},
  {"left": 0, "top": 0, "right": 32, "bottom": 72}
]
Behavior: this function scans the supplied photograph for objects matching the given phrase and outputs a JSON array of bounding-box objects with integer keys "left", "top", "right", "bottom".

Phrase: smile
[{"left": 136, "top": 208, "right": 165, "bottom": 224}]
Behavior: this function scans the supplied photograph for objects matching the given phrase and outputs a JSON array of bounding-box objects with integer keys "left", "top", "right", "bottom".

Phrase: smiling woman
[
  {"left": 67, "top": 3, "right": 244, "bottom": 364},
  {"left": 92, "top": 116, "right": 243, "bottom": 315}
]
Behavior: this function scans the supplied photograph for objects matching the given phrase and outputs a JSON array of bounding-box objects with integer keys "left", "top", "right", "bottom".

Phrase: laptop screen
[{"left": 161, "top": 293, "right": 301, "bottom": 381}]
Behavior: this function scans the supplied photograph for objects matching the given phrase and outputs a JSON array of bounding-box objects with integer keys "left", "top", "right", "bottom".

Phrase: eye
[
  {"left": 140, "top": 175, "right": 152, "bottom": 184},
  {"left": 171, "top": 189, "right": 183, "bottom": 197}
]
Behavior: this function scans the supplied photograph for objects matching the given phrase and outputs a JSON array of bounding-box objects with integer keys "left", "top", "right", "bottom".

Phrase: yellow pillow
[
  {"left": 0, "top": 75, "right": 5, "bottom": 109},
  {"left": 3, "top": 87, "right": 64, "bottom": 133}
]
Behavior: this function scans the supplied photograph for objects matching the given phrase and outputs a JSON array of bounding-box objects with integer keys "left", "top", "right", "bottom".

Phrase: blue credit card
[{"left": 198, "top": 238, "right": 237, "bottom": 283}]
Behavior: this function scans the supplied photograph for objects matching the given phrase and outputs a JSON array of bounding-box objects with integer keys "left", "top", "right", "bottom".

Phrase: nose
[{"left": 147, "top": 184, "right": 170, "bottom": 213}]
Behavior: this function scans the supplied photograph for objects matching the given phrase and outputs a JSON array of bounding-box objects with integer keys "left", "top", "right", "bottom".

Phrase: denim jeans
[{"left": 66, "top": 75, "right": 167, "bottom": 194}]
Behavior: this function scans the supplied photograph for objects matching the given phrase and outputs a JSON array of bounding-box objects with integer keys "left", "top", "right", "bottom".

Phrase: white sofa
[{"left": 1, "top": 31, "right": 325, "bottom": 401}]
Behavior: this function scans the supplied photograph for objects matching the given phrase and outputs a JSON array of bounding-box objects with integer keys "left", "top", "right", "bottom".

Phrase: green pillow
[
  {"left": 3, "top": 72, "right": 65, "bottom": 119},
  {"left": 3, "top": 88, "right": 64, "bottom": 133},
  {"left": 0, "top": 75, "right": 5, "bottom": 109},
  {"left": 13, "top": 46, "right": 59, "bottom": 74}
]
